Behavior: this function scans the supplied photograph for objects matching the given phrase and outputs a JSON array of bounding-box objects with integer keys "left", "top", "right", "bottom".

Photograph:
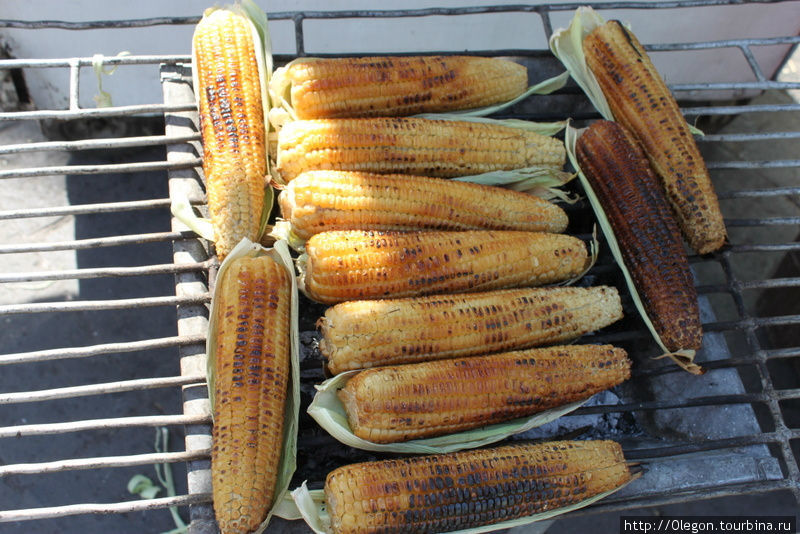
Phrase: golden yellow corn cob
[
  {"left": 212, "top": 256, "right": 290, "bottom": 534},
  {"left": 303, "top": 230, "right": 588, "bottom": 304},
  {"left": 193, "top": 6, "right": 266, "bottom": 259},
  {"left": 279, "top": 170, "right": 568, "bottom": 240},
  {"left": 340, "top": 344, "right": 630, "bottom": 443},
  {"left": 577, "top": 120, "right": 702, "bottom": 351},
  {"left": 275, "top": 117, "right": 565, "bottom": 183},
  {"left": 325, "top": 440, "right": 632, "bottom": 534},
  {"left": 320, "top": 286, "right": 622, "bottom": 375},
  {"left": 274, "top": 55, "right": 528, "bottom": 119},
  {"left": 583, "top": 20, "right": 726, "bottom": 255}
]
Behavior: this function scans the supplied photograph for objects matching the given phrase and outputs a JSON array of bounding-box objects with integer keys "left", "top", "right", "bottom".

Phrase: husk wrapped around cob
[
  {"left": 191, "top": 3, "right": 270, "bottom": 259},
  {"left": 338, "top": 344, "right": 631, "bottom": 443},
  {"left": 206, "top": 239, "right": 300, "bottom": 533},
  {"left": 292, "top": 440, "right": 637, "bottom": 534},
  {"left": 550, "top": 7, "right": 726, "bottom": 255}
]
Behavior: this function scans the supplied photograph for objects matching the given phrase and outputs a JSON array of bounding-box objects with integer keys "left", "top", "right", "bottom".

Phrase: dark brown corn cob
[
  {"left": 325, "top": 440, "right": 633, "bottom": 534},
  {"left": 576, "top": 120, "right": 702, "bottom": 351},
  {"left": 339, "top": 344, "right": 631, "bottom": 443},
  {"left": 583, "top": 20, "right": 726, "bottom": 255}
]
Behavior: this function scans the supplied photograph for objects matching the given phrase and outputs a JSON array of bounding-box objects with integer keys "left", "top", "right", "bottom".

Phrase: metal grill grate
[{"left": 1, "top": 2, "right": 799, "bottom": 532}]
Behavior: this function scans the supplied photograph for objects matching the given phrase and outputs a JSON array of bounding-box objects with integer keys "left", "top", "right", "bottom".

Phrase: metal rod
[
  {"left": 0, "top": 159, "right": 200, "bottom": 179},
  {"left": 708, "top": 160, "right": 800, "bottom": 170},
  {"left": 0, "top": 414, "right": 211, "bottom": 438},
  {"left": 717, "top": 186, "right": 800, "bottom": 199},
  {"left": 0, "top": 449, "right": 211, "bottom": 477},
  {"left": 0, "top": 261, "right": 210, "bottom": 283},
  {"left": 68, "top": 58, "right": 80, "bottom": 111},
  {"left": 0, "top": 374, "right": 206, "bottom": 405},
  {"left": 0, "top": 55, "right": 191, "bottom": 68},
  {"left": 0, "top": 294, "right": 211, "bottom": 315},
  {"left": 725, "top": 216, "right": 800, "bottom": 227},
  {"left": 0, "top": 133, "right": 201, "bottom": 155},
  {"left": 0, "top": 198, "right": 179, "bottom": 220},
  {"left": 699, "top": 131, "right": 800, "bottom": 143},
  {"left": 0, "top": 230, "right": 193, "bottom": 254},
  {"left": 0, "top": 334, "right": 206, "bottom": 366},
  {"left": 0, "top": 493, "right": 212, "bottom": 523},
  {"left": 0, "top": 103, "right": 195, "bottom": 121}
]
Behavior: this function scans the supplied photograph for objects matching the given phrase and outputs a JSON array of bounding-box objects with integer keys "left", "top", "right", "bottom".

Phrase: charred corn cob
[
  {"left": 577, "top": 120, "right": 702, "bottom": 351},
  {"left": 303, "top": 230, "right": 588, "bottom": 304},
  {"left": 279, "top": 170, "right": 569, "bottom": 240},
  {"left": 212, "top": 256, "right": 291, "bottom": 534},
  {"left": 325, "top": 440, "right": 632, "bottom": 534},
  {"left": 583, "top": 20, "right": 726, "bottom": 254},
  {"left": 275, "top": 117, "right": 565, "bottom": 183},
  {"left": 272, "top": 55, "right": 528, "bottom": 119},
  {"left": 340, "top": 344, "right": 630, "bottom": 443},
  {"left": 320, "top": 286, "right": 622, "bottom": 375},
  {"left": 193, "top": 6, "right": 266, "bottom": 259}
]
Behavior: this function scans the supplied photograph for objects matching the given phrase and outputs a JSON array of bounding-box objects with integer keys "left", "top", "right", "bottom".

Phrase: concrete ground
[{"left": 1, "top": 57, "right": 798, "bottom": 534}]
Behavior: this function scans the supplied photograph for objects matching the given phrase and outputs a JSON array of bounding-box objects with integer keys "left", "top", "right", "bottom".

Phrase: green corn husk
[
  {"left": 565, "top": 125, "right": 702, "bottom": 375},
  {"left": 205, "top": 238, "right": 301, "bottom": 529},
  {"left": 290, "top": 471, "right": 637, "bottom": 534},
  {"left": 549, "top": 6, "right": 703, "bottom": 136},
  {"left": 306, "top": 370, "right": 588, "bottom": 454}
]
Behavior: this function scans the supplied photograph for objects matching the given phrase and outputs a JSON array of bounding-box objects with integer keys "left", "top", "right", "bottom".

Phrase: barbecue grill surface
[{"left": 1, "top": 2, "right": 799, "bottom": 533}]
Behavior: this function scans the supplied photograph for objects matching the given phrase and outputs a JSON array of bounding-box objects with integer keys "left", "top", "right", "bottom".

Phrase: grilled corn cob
[
  {"left": 193, "top": 6, "right": 266, "bottom": 259},
  {"left": 279, "top": 170, "right": 569, "bottom": 240},
  {"left": 302, "top": 230, "right": 588, "bottom": 304},
  {"left": 320, "top": 286, "right": 622, "bottom": 375},
  {"left": 325, "top": 440, "right": 632, "bottom": 534},
  {"left": 212, "top": 255, "right": 291, "bottom": 534},
  {"left": 340, "top": 344, "right": 630, "bottom": 443},
  {"left": 275, "top": 117, "right": 565, "bottom": 183},
  {"left": 583, "top": 20, "right": 726, "bottom": 254},
  {"left": 272, "top": 55, "right": 528, "bottom": 119},
  {"left": 577, "top": 120, "right": 702, "bottom": 351}
]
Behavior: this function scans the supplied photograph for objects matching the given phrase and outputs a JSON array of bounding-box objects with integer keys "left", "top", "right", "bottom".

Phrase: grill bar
[
  {"left": 0, "top": 230, "right": 194, "bottom": 254},
  {"left": 0, "top": 198, "right": 178, "bottom": 220},
  {"left": 0, "top": 133, "right": 200, "bottom": 155},
  {"left": 0, "top": 159, "right": 200, "bottom": 179},
  {"left": 0, "top": 374, "right": 205, "bottom": 404},
  {"left": 0, "top": 450, "right": 210, "bottom": 477},
  {"left": 0, "top": 261, "right": 210, "bottom": 283},
  {"left": 0, "top": 294, "right": 210, "bottom": 315},
  {"left": 0, "top": 414, "right": 210, "bottom": 438},
  {"left": 0, "top": 334, "right": 206, "bottom": 366},
  {"left": 0, "top": 494, "right": 212, "bottom": 523}
]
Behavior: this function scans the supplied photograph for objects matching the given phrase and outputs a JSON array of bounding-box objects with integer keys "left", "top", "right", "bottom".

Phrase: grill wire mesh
[{"left": 1, "top": 1, "right": 799, "bottom": 532}]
